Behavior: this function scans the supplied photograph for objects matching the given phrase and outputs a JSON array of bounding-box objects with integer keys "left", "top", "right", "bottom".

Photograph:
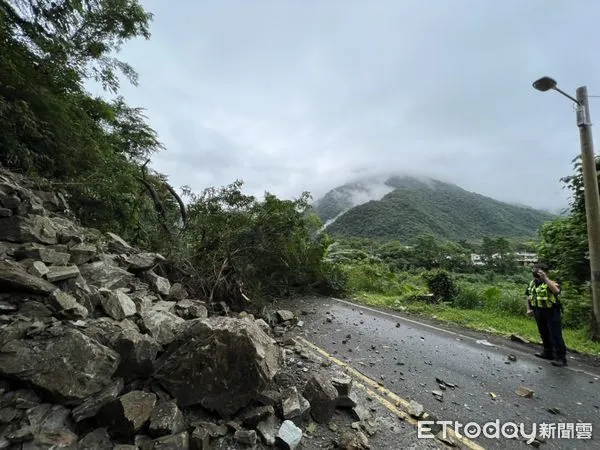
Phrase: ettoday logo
[{"left": 418, "top": 420, "right": 593, "bottom": 443}]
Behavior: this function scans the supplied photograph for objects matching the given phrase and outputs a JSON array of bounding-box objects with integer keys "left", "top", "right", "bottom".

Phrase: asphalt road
[{"left": 279, "top": 296, "right": 600, "bottom": 450}]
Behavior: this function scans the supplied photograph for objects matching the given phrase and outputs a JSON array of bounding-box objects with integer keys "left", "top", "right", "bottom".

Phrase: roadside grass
[{"left": 351, "top": 291, "right": 600, "bottom": 356}]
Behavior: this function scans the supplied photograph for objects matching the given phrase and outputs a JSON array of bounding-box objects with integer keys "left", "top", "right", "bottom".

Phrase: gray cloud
[{"left": 103, "top": 0, "right": 600, "bottom": 212}]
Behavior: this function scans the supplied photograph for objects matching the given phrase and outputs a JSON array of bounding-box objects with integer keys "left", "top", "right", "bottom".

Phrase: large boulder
[
  {"left": 98, "top": 391, "right": 157, "bottom": 440},
  {"left": 0, "top": 260, "right": 57, "bottom": 295},
  {"left": 154, "top": 317, "right": 281, "bottom": 418},
  {"left": 79, "top": 260, "right": 134, "bottom": 290},
  {"left": 0, "top": 327, "right": 120, "bottom": 405},
  {"left": 6, "top": 403, "right": 79, "bottom": 448},
  {"left": 68, "top": 243, "right": 98, "bottom": 265},
  {"left": 105, "top": 232, "right": 134, "bottom": 254},
  {"left": 139, "top": 307, "right": 185, "bottom": 346},
  {"left": 100, "top": 290, "right": 137, "bottom": 320},
  {"left": 0, "top": 215, "right": 60, "bottom": 244},
  {"left": 120, "top": 252, "right": 166, "bottom": 273}
]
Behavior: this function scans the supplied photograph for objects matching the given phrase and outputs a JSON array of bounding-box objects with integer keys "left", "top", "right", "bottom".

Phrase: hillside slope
[{"left": 312, "top": 175, "right": 555, "bottom": 242}]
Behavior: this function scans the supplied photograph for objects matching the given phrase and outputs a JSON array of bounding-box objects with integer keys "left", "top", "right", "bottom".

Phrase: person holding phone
[{"left": 525, "top": 263, "right": 567, "bottom": 367}]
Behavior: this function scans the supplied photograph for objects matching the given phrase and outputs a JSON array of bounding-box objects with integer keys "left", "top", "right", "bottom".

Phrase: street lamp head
[{"left": 533, "top": 76, "right": 557, "bottom": 92}]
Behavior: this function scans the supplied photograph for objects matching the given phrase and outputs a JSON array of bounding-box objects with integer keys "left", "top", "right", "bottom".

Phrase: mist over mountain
[{"left": 310, "top": 174, "right": 556, "bottom": 242}]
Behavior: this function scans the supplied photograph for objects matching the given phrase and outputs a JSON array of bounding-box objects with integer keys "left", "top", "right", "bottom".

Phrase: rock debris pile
[{"left": 0, "top": 169, "right": 371, "bottom": 449}]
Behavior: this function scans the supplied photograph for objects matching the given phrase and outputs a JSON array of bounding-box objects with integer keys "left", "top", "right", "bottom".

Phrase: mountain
[{"left": 310, "top": 175, "right": 556, "bottom": 242}]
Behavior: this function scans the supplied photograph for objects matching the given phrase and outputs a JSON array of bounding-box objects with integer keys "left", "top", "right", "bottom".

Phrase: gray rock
[
  {"left": 175, "top": 299, "right": 208, "bottom": 320},
  {"left": 131, "top": 294, "right": 153, "bottom": 315},
  {"left": 168, "top": 283, "right": 188, "bottom": 300},
  {"left": 13, "top": 403, "right": 78, "bottom": 449},
  {"left": 237, "top": 405, "right": 275, "bottom": 428},
  {"left": 80, "top": 317, "right": 139, "bottom": 348},
  {"left": 0, "top": 328, "right": 119, "bottom": 405},
  {"left": 281, "top": 387, "right": 303, "bottom": 420},
  {"left": 77, "top": 428, "right": 113, "bottom": 450},
  {"left": 140, "top": 308, "right": 184, "bottom": 346},
  {"left": 100, "top": 290, "right": 137, "bottom": 320},
  {"left": 336, "top": 390, "right": 359, "bottom": 409},
  {"left": 32, "top": 190, "right": 61, "bottom": 211},
  {"left": 153, "top": 431, "right": 189, "bottom": 449},
  {"left": 0, "top": 207, "right": 11, "bottom": 217},
  {"left": 28, "top": 261, "right": 49, "bottom": 278},
  {"left": 18, "top": 300, "right": 53, "bottom": 318},
  {"left": 407, "top": 400, "right": 424, "bottom": 418},
  {"left": 149, "top": 400, "right": 186, "bottom": 437},
  {"left": 113, "top": 328, "right": 161, "bottom": 379},
  {"left": 302, "top": 373, "right": 338, "bottom": 424},
  {"left": 48, "top": 290, "right": 88, "bottom": 319},
  {"left": 235, "top": 430, "right": 257, "bottom": 446},
  {"left": 106, "top": 232, "right": 134, "bottom": 254},
  {"left": 0, "top": 406, "right": 18, "bottom": 422},
  {"left": 113, "top": 445, "right": 138, "bottom": 450},
  {"left": 352, "top": 405, "right": 371, "bottom": 422},
  {"left": 0, "top": 215, "right": 59, "bottom": 244},
  {"left": 0, "top": 240, "right": 19, "bottom": 259},
  {"left": 0, "top": 191, "right": 21, "bottom": 210},
  {"left": 15, "top": 244, "right": 70, "bottom": 265},
  {"left": 68, "top": 243, "right": 97, "bottom": 265},
  {"left": 276, "top": 420, "right": 302, "bottom": 450},
  {"left": 255, "top": 318, "right": 271, "bottom": 334},
  {"left": 276, "top": 310, "right": 295, "bottom": 322},
  {"left": 122, "top": 252, "right": 165, "bottom": 272},
  {"left": 155, "top": 317, "right": 281, "bottom": 417},
  {"left": 71, "top": 378, "right": 124, "bottom": 422},
  {"left": 98, "top": 391, "right": 157, "bottom": 440},
  {"left": 256, "top": 389, "right": 281, "bottom": 407},
  {"left": 190, "top": 426, "right": 210, "bottom": 450},
  {"left": 0, "top": 261, "right": 57, "bottom": 295},
  {"left": 340, "top": 430, "right": 370, "bottom": 449},
  {"left": 79, "top": 260, "right": 134, "bottom": 290},
  {"left": 256, "top": 414, "right": 279, "bottom": 446},
  {"left": 332, "top": 374, "right": 353, "bottom": 397},
  {"left": 46, "top": 265, "right": 80, "bottom": 282},
  {"left": 143, "top": 271, "right": 170, "bottom": 296},
  {"left": 7, "top": 389, "right": 41, "bottom": 410},
  {"left": 135, "top": 435, "right": 155, "bottom": 450},
  {"left": 60, "top": 275, "right": 99, "bottom": 313}
]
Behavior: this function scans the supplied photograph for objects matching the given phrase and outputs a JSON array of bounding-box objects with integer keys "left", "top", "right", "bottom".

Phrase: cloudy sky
[{"left": 103, "top": 0, "right": 600, "bottom": 212}]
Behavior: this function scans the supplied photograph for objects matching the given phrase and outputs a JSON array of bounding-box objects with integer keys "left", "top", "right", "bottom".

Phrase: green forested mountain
[{"left": 312, "top": 175, "right": 555, "bottom": 242}]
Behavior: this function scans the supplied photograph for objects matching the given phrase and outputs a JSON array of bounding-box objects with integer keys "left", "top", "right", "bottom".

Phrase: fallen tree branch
[
  {"left": 137, "top": 176, "right": 172, "bottom": 239},
  {"left": 165, "top": 183, "right": 187, "bottom": 228}
]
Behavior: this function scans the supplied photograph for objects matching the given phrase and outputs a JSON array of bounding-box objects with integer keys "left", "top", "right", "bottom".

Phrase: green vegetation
[
  {"left": 0, "top": 0, "right": 342, "bottom": 308},
  {"left": 312, "top": 176, "right": 555, "bottom": 242},
  {"left": 327, "top": 235, "right": 600, "bottom": 354}
]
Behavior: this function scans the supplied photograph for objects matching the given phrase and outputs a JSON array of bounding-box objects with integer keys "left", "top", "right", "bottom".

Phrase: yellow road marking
[{"left": 296, "top": 336, "right": 486, "bottom": 450}]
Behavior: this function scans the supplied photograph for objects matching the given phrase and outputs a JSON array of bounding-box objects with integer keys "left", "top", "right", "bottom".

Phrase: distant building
[
  {"left": 470, "top": 252, "right": 538, "bottom": 267},
  {"left": 514, "top": 252, "right": 538, "bottom": 266}
]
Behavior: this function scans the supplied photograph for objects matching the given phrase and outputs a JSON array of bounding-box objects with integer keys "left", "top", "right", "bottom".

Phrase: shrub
[
  {"left": 495, "top": 291, "right": 526, "bottom": 316},
  {"left": 422, "top": 269, "right": 458, "bottom": 302},
  {"left": 561, "top": 293, "right": 593, "bottom": 329},
  {"left": 454, "top": 285, "right": 482, "bottom": 309}
]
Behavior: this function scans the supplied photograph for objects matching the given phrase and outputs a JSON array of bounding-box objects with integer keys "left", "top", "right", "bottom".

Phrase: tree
[
  {"left": 1, "top": 0, "right": 153, "bottom": 93},
  {"left": 537, "top": 154, "right": 600, "bottom": 340}
]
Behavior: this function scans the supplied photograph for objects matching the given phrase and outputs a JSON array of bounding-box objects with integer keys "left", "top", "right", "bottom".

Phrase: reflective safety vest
[{"left": 527, "top": 280, "right": 558, "bottom": 308}]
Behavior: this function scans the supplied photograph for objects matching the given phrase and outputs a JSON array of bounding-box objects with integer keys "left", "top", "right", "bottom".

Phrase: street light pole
[
  {"left": 533, "top": 77, "right": 600, "bottom": 340},
  {"left": 575, "top": 86, "right": 600, "bottom": 340}
]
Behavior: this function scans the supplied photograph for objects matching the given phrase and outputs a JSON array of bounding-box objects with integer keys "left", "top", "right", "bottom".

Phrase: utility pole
[
  {"left": 576, "top": 86, "right": 600, "bottom": 340},
  {"left": 533, "top": 77, "right": 600, "bottom": 340}
]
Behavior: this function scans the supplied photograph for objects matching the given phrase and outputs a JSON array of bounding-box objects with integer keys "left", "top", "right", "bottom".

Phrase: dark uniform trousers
[{"left": 533, "top": 304, "right": 566, "bottom": 359}]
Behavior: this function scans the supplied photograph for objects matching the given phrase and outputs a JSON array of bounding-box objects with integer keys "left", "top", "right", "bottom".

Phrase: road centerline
[{"left": 296, "top": 336, "right": 486, "bottom": 450}]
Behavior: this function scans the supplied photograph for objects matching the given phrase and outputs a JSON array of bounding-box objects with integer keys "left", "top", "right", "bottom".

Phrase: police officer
[{"left": 525, "top": 263, "right": 567, "bottom": 367}]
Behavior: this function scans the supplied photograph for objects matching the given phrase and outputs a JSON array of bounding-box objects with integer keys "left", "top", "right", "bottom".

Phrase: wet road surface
[{"left": 278, "top": 296, "right": 600, "bottom": 449}]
